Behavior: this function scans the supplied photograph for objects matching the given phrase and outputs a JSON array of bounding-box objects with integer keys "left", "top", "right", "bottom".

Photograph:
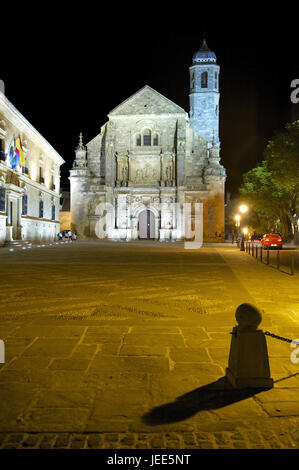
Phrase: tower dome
[{"left": 192, "top": 39, "right": 217, "bottom": 64}]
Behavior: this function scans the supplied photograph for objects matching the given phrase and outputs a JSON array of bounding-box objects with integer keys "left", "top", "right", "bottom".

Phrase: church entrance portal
[{"left": 138, "top": 209, "right": 155, "bottom": 239}]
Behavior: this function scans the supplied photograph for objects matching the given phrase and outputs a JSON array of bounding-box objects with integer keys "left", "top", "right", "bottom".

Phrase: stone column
[
  {"left": 127, "top": 154, "right": 130, "bottom": 185},
  {"left": 115, "top": 153, "right": 121, "bottom": 187},
  {"left": 160, "top": 154, "right": 164, "bottom": 187}
]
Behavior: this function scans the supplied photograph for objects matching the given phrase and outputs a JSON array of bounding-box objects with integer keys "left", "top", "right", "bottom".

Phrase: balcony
[{"left": 39, "top": 176, "right": 45, "bottom": 184}]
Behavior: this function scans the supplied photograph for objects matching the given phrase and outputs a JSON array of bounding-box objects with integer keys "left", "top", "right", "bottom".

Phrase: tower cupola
[{"left": 192, "top": 39, "right": 217, "bottom": 64}]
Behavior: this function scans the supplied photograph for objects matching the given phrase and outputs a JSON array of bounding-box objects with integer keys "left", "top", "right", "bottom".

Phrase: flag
[
  {"left": 9, "top": 137, "right": 16, "bottom": 169},
  {"left": 15, "top": 136, "right": 25, "bottom": 167}
]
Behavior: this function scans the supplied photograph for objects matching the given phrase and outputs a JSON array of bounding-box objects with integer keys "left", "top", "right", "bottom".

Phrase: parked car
[
  {"left": 261, "top": 233, "right": 283, "bottom": 250},
  {"left": 250, "top": 233, "right": 261, "bottom": 244}
]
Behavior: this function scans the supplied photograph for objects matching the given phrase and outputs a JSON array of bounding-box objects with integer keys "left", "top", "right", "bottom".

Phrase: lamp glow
[{"left": 239, "top": 204, "right": 248, "bottom": 214}]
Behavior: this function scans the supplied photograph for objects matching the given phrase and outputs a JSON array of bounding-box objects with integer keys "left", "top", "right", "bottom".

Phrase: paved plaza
[{"left": 0, "top": 240, "right": 299, "bottom": 449}]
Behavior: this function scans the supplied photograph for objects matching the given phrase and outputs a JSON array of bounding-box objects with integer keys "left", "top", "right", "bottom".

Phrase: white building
[
  {"left": 0, "top": 90, "right": 65, "bottom": 246},
  {"left": 70, "top": 40, "right": 226, "bottom": 242}
]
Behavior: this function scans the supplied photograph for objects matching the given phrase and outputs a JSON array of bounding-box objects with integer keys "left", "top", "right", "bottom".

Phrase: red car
[{"left": 261, "top": 233, "right": 283, "bottom": 250}]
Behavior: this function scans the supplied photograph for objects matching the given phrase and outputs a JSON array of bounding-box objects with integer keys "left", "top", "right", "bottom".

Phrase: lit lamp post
[
  {"left": 239, "top": 204, "right": 248, "bottom": 251},
  {"left": 235, "top": 215, "right": 240, "bottom": 246}
]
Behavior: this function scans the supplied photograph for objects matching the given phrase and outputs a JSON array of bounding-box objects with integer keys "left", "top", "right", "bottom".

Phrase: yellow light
[
  {"left": 235, "top": 214, "right": 240, "bottom": 222},
  {"left": 243, "top": 227, "right": 248, "bottom": 235},
  {"left": 239, "top": 204, "right": 248, "bottom": 214}
]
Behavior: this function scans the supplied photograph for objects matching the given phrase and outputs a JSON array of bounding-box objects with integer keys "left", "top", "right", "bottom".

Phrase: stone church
[{"left": 70, "top": 40, "right": 226, "bottom": 242}]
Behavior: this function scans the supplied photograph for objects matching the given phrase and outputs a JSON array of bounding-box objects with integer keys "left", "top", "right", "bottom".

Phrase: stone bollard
[{"left": 226, "top": 303, "right": 274, "bottom": 389}]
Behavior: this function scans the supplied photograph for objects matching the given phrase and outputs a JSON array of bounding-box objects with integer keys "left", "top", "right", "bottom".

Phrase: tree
[{"left": 239, "top": 121, "right": 299, "bottom": 240}]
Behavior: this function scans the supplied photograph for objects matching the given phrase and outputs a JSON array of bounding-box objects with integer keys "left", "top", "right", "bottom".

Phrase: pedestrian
[
  {"left": 58, "top": 232, "right": 63, "bottom": 241},
  {"left": 64, "top": 231, "right": 68, "bottom": 241},
  {"left": 68, "top": 230, "right": 72, "bottom": 242},
  {"left": 73, "top": 231, "right": 77, "bottom": 241}
]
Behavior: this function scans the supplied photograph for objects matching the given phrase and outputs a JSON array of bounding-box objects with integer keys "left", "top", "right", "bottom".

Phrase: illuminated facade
[
  {"left": 70, "top": 40, "right": 226, "bottom": 241},
  {"left": 0, "top": 90, "right": 64, "bottom": 246}
]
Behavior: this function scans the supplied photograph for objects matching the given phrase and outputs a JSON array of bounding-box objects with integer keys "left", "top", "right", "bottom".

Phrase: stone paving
[{"left": 0, "top": 240, "right": 299, "bottom": 449}]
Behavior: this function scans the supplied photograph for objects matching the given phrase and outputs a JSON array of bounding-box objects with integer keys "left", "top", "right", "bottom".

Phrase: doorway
[{"left": 138, "top": 209, "right": 155, "bottom": 239}]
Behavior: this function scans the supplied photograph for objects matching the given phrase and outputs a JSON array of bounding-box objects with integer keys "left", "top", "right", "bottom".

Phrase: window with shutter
[{"left": 0, "top": 188, "right": 5, "bottom": 212}]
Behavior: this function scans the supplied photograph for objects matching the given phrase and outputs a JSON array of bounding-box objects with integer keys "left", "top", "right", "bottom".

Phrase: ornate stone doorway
[{"left": 138, "top": 209, "right": 155, "bottom": 239}]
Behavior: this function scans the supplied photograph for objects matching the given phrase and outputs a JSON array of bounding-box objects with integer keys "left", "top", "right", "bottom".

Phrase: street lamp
[
  {"left": 239, "top": 204, "right": 248, "bottom": 214},
  {"left": 235, "top": 214, "right": 240, "bottom": 231},
  {"left": 238, "top": 205, "right": 248, "bottom": 251},
  {"left": 235, "top": 215, "right": 241, "bottom": 246}
]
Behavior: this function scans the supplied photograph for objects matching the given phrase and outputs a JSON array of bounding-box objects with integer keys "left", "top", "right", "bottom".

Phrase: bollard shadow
[{"left": 142, "top": 376, "right": 269, "bottom": 426}]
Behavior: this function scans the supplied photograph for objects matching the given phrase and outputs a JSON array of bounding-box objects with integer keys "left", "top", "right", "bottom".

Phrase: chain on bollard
[{"left": 265, "top": 331, "right": 299, "bottom": 345}]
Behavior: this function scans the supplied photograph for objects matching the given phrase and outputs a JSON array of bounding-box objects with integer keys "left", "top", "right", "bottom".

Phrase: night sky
[{"left": 1, "top": 8, "right": 299, "bottom": 197}]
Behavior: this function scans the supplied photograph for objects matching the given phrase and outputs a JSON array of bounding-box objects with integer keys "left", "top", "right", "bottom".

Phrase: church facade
[{"left": 70, "top": 40, "right": 226, "bottom": 242}]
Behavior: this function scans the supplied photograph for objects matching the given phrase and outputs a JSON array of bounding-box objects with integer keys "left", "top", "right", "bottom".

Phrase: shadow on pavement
[{"left": 142, "top": 376, "right": 268, "bottom": 425}]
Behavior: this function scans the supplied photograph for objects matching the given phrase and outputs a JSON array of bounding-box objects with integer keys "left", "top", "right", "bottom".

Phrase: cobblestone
[
  {"left": 86, "top": 434, "right": 104, "bottom": 449},
  {"left": 1, "top": 242, "right": 299, "bottom": 449},
  {"left": 20, "top": 434, "right": 41, "bottom": 448},
  {"left": 52, "top": 433, "right": 71, "bottom": 449},
  {"left": 0, "top": 429, "right": 298, "bottom": 449}
]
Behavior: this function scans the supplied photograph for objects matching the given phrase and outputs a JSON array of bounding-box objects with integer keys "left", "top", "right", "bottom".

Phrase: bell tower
[{"left": 189, "top": 39, "right": 220, "bottom": 145}]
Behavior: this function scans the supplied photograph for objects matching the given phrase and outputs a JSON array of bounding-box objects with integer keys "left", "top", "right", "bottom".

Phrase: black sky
[{"left": 1, "top": 7, "right": 299, "bottom": 197}]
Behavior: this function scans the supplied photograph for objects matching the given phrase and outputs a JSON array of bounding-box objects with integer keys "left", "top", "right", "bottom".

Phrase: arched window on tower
[
  {"left": 153, "top": 133, "right": 159, "bottom": 146},
  {"left": 136, "top": 134, "right": 141, "bottom": 146},
  {"left": 191, "top": 72, "right": 195, "bottom": 90},
  {"left": 201, "top": 71, "right": 208, "bottom": 88},
  {"left": 143, "top": 129, "right": 151, "bottom": 146},
  {"left": 214, "top": 72, "right": 218, "bottom": 89}
]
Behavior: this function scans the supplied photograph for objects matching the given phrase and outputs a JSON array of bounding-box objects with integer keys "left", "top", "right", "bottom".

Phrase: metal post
[
  {"left": 277, "top": 250, "right": 280, "bottom": 270},
  {"left": 267, "top": 250, "right": 269, "bottom": 265},
  {"left": 260, "top": 246, "right": 263, "bottom": 263},
  {"left": 240, "top": 237, "right": 245, "bottom": 251},
  {"left": 255, "top": 245, "right": 258, "bottom": 259}
]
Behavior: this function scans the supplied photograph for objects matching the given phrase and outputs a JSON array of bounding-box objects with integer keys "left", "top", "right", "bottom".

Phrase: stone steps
[{"left": 4, "top": 240, "right": 31, "bottom": 247}]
